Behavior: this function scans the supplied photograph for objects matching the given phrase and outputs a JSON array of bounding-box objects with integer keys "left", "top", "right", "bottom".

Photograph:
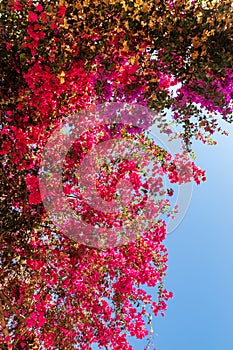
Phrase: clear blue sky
[{"left": 128, "top": 118, "right": 233, "bottom": 350}]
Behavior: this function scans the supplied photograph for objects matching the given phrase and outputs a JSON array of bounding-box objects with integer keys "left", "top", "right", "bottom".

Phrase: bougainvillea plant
[{"left": 1, "top": 0, "right": 232, "bottom": 349}]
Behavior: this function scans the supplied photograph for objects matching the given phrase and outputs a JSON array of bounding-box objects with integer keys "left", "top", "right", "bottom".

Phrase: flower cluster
[{"left": 1, "top": 0, "right": 231, "bottom": 349}]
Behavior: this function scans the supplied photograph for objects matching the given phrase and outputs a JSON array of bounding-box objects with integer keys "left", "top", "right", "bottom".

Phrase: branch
[
  {"left": 0, "top": 297, "right": 11, "bottom": 349},
  {"left": 0, "top": 290, "right": 25, "bottom": 323}
]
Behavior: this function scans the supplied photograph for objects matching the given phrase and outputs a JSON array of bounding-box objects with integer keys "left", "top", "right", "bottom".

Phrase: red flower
[
  {"left": 28, "top": 190, "right": 42, "bottom": 205},
  {"left": 28, "top": 11, "right": 38, "bottom": 23},
  {"left": 36, "top": 4, "right": 43, "bottom": 12},
  {"left": 167, "top": 188, "right": 174, "bottom": 197},
  {"left": 6, "top": 42, "right": 12, "bottom": 51},
  {"left": 26, "top": 174, "right": 44, "bottom": 205},
  {"left": 0, "top": 140, "right": 11, "bottom": 155},
  {"left": 58, "top": 6, "right": 66, "bottom": 16}
]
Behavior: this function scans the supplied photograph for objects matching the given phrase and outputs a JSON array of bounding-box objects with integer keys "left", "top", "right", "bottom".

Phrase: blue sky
[{"left": 128, "top": 118, "right": 233, "bottom": 350}]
